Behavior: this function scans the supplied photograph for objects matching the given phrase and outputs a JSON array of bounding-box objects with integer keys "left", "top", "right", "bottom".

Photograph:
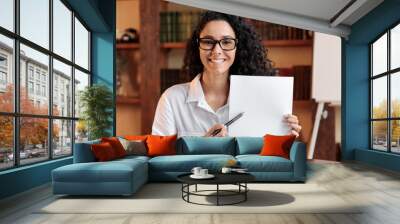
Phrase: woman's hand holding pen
[
  {"left": 285, "top": 114, "right": 302, "bottom": 137},
  {"left": 204, "top": 124, "right": 227, "bottom": 137}
]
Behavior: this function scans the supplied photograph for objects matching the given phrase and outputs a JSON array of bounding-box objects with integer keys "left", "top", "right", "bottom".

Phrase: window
[
  {"left": 0, "top": 0, "right": 91, "bottom": 170},
  {"left": 36, "top": 83, "right": 40, "bottom": 95},
  {"left": 35, "top": 70, "right": 40, "bottom": 81},
  {"left": 41, "top": 73, "right": 46, "bottom": 83},
  {"left": 75, "top": 17, "right": 89, "bottom": 70},
  {"left": 0, "top": 0, "right": 14, "bottom": 32},
  {"left": 74, "top": 69, "right": 89, "bottom": 119},
  {"left": 0, "top": 54, "right": 7, "bottom": 87},
  {"left": 53, "top": 0, "right": 72, "bottom": 60},
  {"left": 0, "top": 71, "right": 6, "bottom": 85},
  {"left": 20, "top": 0, "right": 49, "bottom": 49},
  {"left": 28, "top": 67, "right": 34, "bottom": 80},
  {"left": 42, "top": 85, "right": 46, "bottom": 97},
  {"left": 28, "top": 81, "right": 34, "bottom": 94},
  {"left": 371, "top": 23, "right": 400, "bottom": 154},
  {"left": 0, "top": 54, "right": 7, "bottom": 67},
  {"left": 53, "top": 59, "right": 72, "bottom": 117}
]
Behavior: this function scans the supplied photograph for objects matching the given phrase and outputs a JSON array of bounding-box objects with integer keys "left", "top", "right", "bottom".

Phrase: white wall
[{"left": 312, "top": 32, "right": 341, "bottom": 104}]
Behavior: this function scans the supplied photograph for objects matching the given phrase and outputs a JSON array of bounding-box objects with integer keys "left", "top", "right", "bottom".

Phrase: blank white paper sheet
[{"left": 228, "top": 75, "right": 293, "bottom": 137}]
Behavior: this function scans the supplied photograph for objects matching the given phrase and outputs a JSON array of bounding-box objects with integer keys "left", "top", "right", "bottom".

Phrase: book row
[{"left": 160, "top": 11, "right": 313, "bottom": 43}]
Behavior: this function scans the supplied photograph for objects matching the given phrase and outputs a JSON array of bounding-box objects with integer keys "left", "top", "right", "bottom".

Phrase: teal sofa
[{"left": 52, "top": 137, "right": 306, "bottom": 196}]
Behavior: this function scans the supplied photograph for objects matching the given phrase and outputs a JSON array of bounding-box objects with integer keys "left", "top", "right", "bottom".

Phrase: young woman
[{"left": 152, "top": 11, "right": 302, "bottom": 137}]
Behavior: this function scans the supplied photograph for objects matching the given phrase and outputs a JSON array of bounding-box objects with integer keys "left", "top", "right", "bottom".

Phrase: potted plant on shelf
[{"left": 79, "top": 84, "right": 113, "bottom": 140}]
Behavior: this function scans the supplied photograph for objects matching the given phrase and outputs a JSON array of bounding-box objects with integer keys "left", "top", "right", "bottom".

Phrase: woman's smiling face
[{"left": 198, "top": 20, "right": 237, "bottom": 76}]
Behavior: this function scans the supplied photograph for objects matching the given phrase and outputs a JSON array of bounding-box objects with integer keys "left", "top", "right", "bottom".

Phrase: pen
[{"left": 211, "top": 112, "right": 245, "bottom": 136}]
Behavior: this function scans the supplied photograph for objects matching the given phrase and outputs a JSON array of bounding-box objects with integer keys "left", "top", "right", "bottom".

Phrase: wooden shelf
[
  {"left": 116, "top": 43, "right": 140, "bottom": 49},
  {"left": 117, "top": 39, "right": 312, "bottom": 50},
  {"left": 116, "top": 96, "right": 141, "bottom": 105},
  {"left": 160, "top": 42, "right": 186, "bottom": 49}
]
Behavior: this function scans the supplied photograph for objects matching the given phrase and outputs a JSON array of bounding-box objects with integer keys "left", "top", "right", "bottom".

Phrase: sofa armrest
[
  {"left": 73, "top": 140, "right": 100, "bottom": 163},
  {"left": 289, "top": 141, "right": 307, "bottom": 181}
]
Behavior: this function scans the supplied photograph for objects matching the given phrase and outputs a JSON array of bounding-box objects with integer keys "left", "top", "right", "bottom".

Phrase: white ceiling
[
  {"left": 167, "top": 0, "right": 384, "bottom": 38},
  {"left": 227, "top": 0, "right": 352, "bottom": 22}
]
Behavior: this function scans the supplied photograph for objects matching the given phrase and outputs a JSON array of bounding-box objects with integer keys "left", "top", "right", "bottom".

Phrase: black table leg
[
  {"left": 181, "top": 183, "right": 183, "bottom": 199},
  {"left": 217, "top": 184, "right": 219, "bottom": 206},
  {"left": 188, "top": 184, "right": 190, "bottom": 202},
  {"left": 245, "top": 183, "right": 247, "bottom": 201}
]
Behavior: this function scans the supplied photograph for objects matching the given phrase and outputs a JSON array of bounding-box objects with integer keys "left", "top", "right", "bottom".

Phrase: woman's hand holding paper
[{"left": 284, "top": 114, "right": 302, "bottom": 137}]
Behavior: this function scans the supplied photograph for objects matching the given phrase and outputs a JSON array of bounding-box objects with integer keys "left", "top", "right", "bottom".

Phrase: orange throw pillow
[
  {"left": 124, "top": 135, "right": 148, "bottom": 141},
  {"left": 259, "top": 134, "right": 296, "bottom": 159},
  {"left": 101, "top": 137, "right": 126, "bottom": 158},
  {"left": 146, "top": 135, "right": 177, "bottom": 157},
  {"left": 91, "top": 142, "right": 117, "bottom": 161}
]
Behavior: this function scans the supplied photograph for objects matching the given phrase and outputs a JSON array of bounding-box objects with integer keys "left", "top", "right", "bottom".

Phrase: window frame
[
  {"left": 0, "top": 0, "right": 92, "bottom": 171},
  {"left": 370, "top": 20, "right": 400, "bottom": 154}
]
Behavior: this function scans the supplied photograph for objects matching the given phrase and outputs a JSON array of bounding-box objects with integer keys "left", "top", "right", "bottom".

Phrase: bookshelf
[
  {"left": 116, "top": 0, "right": 314, "bottom": 134},
  {"left": 118, "top": 39, "right": 313, "bottom": 50}
]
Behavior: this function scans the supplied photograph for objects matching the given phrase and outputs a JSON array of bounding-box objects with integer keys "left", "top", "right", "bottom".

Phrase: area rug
[{"left": 37, "top": 183, "right": 362, "bottom": 214}]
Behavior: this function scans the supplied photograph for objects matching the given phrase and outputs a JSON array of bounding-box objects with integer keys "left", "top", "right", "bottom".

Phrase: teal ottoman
[{"left": 52, "top": 156, "right": 148, "bottom": 196}]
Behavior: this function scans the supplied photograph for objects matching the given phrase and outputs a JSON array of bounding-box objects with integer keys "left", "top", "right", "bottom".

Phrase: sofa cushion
[
  {"left": 101, "top": 137, "right": 127, "bottom": 158},
  {"left": 52, "top": 159, "right": 147, "bottom": 183},
  {"left": 147, "top": 135, "right": 177, "bottom": 157},
  {"left": 118, "top": 138, "right": 147, "bottom": 156},
  {"left": 236, "top": 155, "right": 293, "bottom": 172},
  {"left": 124, "top": 135, "right": 148, "bottom": 141},
  {"left": 91, "top": 142, "right": 118, "bottom": 161},
  {"left": 260, "top": 134, "right": 296, "bottom": 159},
  {"left": 177, "top": 137, "right": 236, "bottom": 155},
  {"left": 115, "top": 155, "right": 150, "bottom": 163},
  {"left": 148, "top": 154, "right": 235, "bottom": 172},
  {"left": 235, "top": 137, "right": 263, "bottom": 155}
]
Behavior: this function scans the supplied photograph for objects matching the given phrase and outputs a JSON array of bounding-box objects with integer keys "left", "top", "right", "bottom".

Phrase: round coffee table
[{"left": 177, "top": 172, "right": 255, "bottom": 206}]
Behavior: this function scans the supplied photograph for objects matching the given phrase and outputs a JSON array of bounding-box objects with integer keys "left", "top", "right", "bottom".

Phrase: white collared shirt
[{"left": 152, "top": 74, "right": 229, "bottom": 137}]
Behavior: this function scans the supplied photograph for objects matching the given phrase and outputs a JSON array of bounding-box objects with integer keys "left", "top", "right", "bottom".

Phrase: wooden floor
[{"left": 1, "top": 160, "right": 400, "bottom": 224}]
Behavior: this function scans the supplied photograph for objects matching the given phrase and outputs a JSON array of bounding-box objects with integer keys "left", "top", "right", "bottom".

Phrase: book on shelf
[
  {"left": 160, "top": 69, "right": 188, "bottom": 94},
  {"left": 159, "top": 11, "right": 313, "bottom": 43},
  {"left": 247, "top": 19, "right": 313, "bottom": 41},
  {"left": 160, "top": 11, "right": 202, "bottom": 43}
]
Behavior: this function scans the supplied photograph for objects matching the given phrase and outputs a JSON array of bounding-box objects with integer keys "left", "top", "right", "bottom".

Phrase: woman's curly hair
[{"left": 182, "top": 11, "right": 275, "bottom": 80}]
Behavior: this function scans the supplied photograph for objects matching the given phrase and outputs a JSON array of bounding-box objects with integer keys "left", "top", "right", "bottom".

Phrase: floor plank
[{"left": 1, "top": 161, "right": 400, "bottom": 224}]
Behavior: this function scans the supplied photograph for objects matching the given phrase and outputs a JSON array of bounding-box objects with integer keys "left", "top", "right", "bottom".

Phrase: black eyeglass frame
[{"left": 197, "top": 37, "right": 238, "bottom": 51}]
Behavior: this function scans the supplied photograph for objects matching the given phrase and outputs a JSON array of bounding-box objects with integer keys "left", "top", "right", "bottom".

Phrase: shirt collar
[
  {"left": 186, "top": 74, "right": 205, "bottom": 103},
  {"left": 186, "top": 73, "right": 230, "bottom": 114}
]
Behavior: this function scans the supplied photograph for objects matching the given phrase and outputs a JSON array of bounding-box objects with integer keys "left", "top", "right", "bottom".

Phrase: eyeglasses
[{"left": 198, "top": 38, "right": 238, "bottom": 51}]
